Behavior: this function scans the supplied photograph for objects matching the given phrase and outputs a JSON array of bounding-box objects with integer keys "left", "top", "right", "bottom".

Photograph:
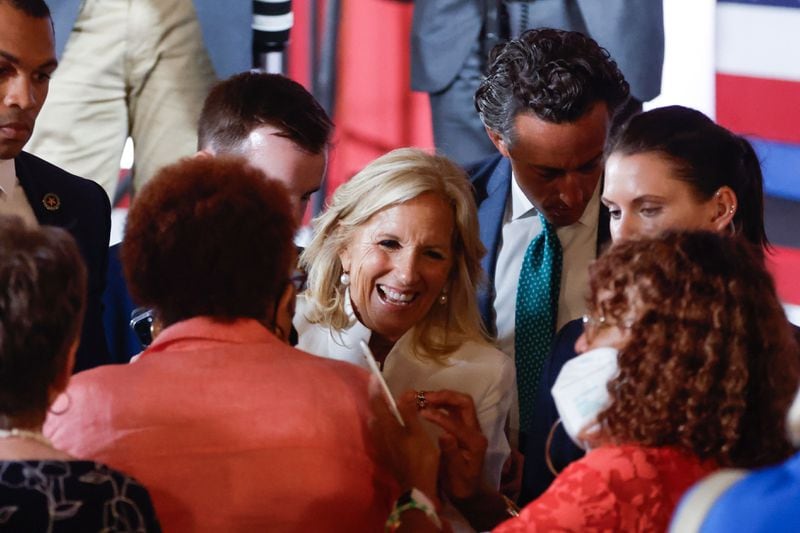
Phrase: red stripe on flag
[
  {"left": 768, "top": 246, "right": 800, "bottom": 305},
  {"left": 716, "top": 74, "right": 800, "bottom": 144}
]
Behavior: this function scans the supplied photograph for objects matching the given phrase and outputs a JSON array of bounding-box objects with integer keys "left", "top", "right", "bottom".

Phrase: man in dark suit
[
  {"left": 0, "top": 0, "right": 110, "bottom": 372},
  {"left": 411, "top": 0, "right": 664, "bottom": 166},
  {"left": 468, "top": 28, "right": 628, "bottom": 496}
]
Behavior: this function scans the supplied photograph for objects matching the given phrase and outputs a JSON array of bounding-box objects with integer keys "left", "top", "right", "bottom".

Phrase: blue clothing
[
  {"left": 411, "top": 0, "right": 665, "bottom": 165},
  {"left": 519, "top": 317, "right": 586, "bottom": 504},
  {"left": 468, "top": 155, "right": 513, "bottom": 331},
  {"left": 469, "top": 154, "right": 608, "bottom": 504},
  {"left": 411, "top": 0, "right": 664, "bottom": 102},
  {"left": 679, "top": 452, "right": 800, "bottom": 532},
  {"left": 102, "top": 244, "right": 145, "bottom": 363}
]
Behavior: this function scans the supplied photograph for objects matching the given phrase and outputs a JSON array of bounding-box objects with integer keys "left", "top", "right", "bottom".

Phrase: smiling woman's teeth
[{"left": 378, "top": 285, "right": 415, "bottom": 304}]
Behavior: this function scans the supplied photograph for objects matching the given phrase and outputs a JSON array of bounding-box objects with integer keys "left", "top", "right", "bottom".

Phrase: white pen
[{"left": 360, "top": 340, "right": 405, "bottom": 427}]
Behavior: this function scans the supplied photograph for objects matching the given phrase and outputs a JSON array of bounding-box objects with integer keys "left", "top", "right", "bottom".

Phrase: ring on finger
[{"left": 416, "top": 390, "right": 427, "bottom": 410}]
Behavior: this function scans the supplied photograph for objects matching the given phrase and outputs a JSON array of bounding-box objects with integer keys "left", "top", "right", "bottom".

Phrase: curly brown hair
[
  {"left": 121, "top": 156, "right": 296, "bottom": 327},
  {"left": 589, "top": 231, "right": 799, "bottom": 468}
]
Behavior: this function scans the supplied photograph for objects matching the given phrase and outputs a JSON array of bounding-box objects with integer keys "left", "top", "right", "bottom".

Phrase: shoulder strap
[{"left": 668, "top": 469, "right": 747, "bottom": 533}]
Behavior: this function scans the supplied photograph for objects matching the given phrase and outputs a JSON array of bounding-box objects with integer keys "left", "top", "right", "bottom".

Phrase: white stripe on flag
[
  {"left": 717, "top": 3, "right": 800, "bottom": 81},
  {"left": 786, "top": 303, "right": 800, "bottom": 327}
]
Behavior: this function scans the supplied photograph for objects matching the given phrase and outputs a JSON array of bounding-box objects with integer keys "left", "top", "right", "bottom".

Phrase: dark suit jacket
[
  {"left": 16, "top": 151, "right": 111, "bottom": 372},
  {"left": 469, "top": 154, "right": 609, "bottom": 503},
  {"left": 520, "top": 316, "right": 585, "bottom": 504},
  {"left": 519, "top": 312, "right": 800, "bottom": 505},
  {"left": 468, "top": 154, "right": 610, "bottom": 333},
  {"left": 411, "top": 0, "right": 664, "bottom": 101},
  {"left": 103, "top": 243, "right": 144, "bottom": 363}
]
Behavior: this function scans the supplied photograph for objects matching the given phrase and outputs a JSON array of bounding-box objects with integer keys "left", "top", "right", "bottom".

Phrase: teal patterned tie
[{"left": 514, "top": 212, "right": 562, "bottom": 434}]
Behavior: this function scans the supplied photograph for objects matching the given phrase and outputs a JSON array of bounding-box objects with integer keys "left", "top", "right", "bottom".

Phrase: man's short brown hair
[{"left": 197, "top": 72, "right": 333, "bottom": 155}]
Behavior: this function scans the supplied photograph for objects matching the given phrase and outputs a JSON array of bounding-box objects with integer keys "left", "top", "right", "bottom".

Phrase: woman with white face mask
[
  {"left": 521, "top": 104, "right": 784, "bottom": 502},
  {"left": 369, "top": 231, "right": 799, "bottom": 533}
]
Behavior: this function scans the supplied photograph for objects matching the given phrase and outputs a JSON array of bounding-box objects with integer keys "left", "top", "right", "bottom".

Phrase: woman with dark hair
[
  {"left": 0, "top": 216, "right": 160, "bottom": 531},
  {"left": 603, "top": 105, "right": 767, "bottom": 253},
  {"left": 521, "top": 104, "right": 788, "bottom": 502},
  {"left": 44, "top": 157, "right": 394, "bottom": 531},
  {"left": 370, "top": 231, "right": 799, "bottom": 532}
]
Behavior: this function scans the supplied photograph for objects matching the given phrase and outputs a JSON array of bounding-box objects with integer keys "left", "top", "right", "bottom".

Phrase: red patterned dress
[{"left": 495, "top": 445, "right": 716, "bottom": 532}]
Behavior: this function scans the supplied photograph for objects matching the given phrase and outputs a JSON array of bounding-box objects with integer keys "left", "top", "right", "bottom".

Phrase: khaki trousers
[{"left": 28, "top": 0, "right": 216, "bottom": 201}]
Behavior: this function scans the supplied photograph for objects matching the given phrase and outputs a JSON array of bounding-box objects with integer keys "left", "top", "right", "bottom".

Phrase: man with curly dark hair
[{"left": 469, "top": 28, "right": 629, "bottom": 457}]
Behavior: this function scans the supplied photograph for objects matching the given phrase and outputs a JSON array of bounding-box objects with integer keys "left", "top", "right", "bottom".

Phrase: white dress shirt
[
  {"left": 294, "top": 292, "right": 515, "bottom": 533},
  {"left": 0, "top": 159, "right": 38, "bottom": 226},
  {"left": 493, "top": 172, "right": 600, "bottom": 358},
  {"left": 493, "top": 173, "right": 600, "bottom": 434}
]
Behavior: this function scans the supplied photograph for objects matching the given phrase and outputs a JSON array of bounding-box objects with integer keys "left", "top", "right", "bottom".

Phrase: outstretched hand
[{"left": 420, "top": 390, "right": 513, "bottom": 532}]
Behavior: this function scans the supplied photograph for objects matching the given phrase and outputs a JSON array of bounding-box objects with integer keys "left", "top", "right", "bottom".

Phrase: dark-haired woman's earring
[
  {"left": 438, "top": 290, "right": 448, "bottom": 305},
  {"left": 730, "top": 205, "right": 736, "bottom": 215},
  {"left": 340, "top": 272, "right": 350, "bottom": 287}
]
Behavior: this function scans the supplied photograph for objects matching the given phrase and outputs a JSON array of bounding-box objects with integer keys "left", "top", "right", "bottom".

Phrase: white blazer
[{"left": 294, "top": 294, "right": 516, "bottom": 488}]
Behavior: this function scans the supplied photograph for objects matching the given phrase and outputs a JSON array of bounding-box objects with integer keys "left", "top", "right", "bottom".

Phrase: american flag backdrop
[{"left": 717, "top": 0, "right": 800, "bottom": 323}]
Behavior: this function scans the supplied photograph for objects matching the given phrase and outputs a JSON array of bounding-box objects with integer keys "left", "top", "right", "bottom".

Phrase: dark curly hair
[
  {"left": 608, "top": 106, "right": 768, "bottom": 256},
  {"left": 0, "top": 216, "right": 85, "bottom": 421},
  {"left": 121, "top": 156, "right": 297, "bottom": 327},
  {"left": 197, "top": 72, "right": 333, "bottom": 155},
  {"left": 588, "top": 231, "right": 798, "bottom": 468},
  {"left": 475, "top": 28, "right": 629, "bottom": 145}
]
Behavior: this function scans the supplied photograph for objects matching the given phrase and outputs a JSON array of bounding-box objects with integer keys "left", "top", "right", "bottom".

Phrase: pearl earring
[
  {"left": 438, "top": 291, "right": 448, "bottom": 305},
  {"left": 340, "top": 272, "right": 350, "bottom": 287}
]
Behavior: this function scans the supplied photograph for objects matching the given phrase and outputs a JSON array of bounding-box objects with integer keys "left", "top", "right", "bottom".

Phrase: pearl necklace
[{"left": 0, "top": 428, "right": 53, "bottom": 448}]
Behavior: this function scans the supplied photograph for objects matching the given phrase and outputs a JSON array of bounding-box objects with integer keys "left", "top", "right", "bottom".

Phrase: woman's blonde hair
[{"left": 300, "top": 148, "right": 488, "bottom": 359}]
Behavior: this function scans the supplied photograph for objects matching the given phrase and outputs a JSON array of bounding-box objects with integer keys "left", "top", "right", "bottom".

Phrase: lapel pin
[{"left": 43, "top": 193, "right": 61, "bottom": 211}]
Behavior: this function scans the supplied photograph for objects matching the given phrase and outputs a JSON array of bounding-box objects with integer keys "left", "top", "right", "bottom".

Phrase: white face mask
[
  {"left": 551, "top": 346, "right": 619, "bottom": 450},
  {"left": 786, "top": 386, "right": 800, "bottom": 448}
]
